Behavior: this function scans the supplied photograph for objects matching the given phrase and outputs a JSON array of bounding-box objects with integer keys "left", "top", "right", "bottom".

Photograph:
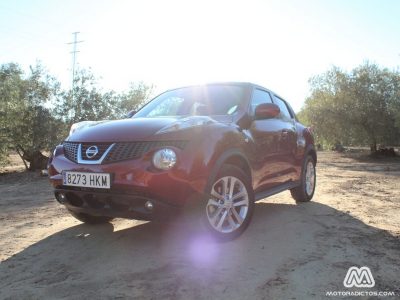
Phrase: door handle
[{"left": 281, "top": 130, "right": 289, "bottom": 136}]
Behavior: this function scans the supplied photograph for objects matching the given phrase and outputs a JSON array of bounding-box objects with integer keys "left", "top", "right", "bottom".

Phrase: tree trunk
[
  {"left": 370, "top": 142, "right": 377, "bottom": 153},
  {"left": 16, "top": 145, "right": 49, "bottom": 171},
  {"left": 369, "top": 131, "right": 377, "bottom": 154},
  {"left": 15, "top": 145, "right": 29, "bottom": 171},
  {"left": 24, "top": 151, "right": 48, "bottom": 171}
]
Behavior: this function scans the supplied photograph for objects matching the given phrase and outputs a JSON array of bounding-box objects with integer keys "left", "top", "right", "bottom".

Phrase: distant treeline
[
  {"left": 0, "top": 62, "right": 153, "bottom": 170},
  {"left": 297, "top": 62, "right": 400, "bottom": 152}
]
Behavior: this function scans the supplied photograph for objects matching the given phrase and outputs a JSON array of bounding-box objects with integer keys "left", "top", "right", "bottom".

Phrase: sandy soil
[
  {"left": 0, "top": 153, "right": 26, "bottom": 174},
  {"left": 0, "top": 152, "right": 399, "bottom": 299}
]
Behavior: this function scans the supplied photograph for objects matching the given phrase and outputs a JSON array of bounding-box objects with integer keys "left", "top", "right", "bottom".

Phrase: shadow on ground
[{"left": 0, "top": 201, "right": 399, "bottom": 299}]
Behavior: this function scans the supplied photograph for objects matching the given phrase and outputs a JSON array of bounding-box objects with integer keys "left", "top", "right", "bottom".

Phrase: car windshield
[{"left": 134, "top": 85, "right": 245, "bottom": 118}]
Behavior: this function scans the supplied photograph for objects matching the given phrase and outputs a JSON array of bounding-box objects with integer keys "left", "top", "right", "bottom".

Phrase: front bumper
[
  {"left": 54, "top": 187, "right": 182, "bottom": 221},
  {"left": 48, "top": 143, "right": 209, "bottom": 221}
]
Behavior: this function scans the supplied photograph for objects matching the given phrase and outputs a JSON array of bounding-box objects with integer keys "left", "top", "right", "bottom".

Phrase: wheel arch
[
  {"left": 305, "top": 144, "right": 317, "bottom": 165},
  {"left": 205, "top": 149, "right": 252, "bottom": 194}
]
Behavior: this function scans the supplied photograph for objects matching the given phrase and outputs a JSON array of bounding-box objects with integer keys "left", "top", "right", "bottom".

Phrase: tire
[
  {"left": 202, "top": 164, "right": 255, "bottom": 241},
  {"left": 291, "top": 154, "right": 316, "bottom": 202},
  {"left": 67, "top": 210, "right": 113, "bottom": 224}
]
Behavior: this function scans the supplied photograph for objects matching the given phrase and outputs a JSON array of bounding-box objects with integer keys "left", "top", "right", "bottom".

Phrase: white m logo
[{"left": 343, "top": 266, "right": 375, "bottom": 288}]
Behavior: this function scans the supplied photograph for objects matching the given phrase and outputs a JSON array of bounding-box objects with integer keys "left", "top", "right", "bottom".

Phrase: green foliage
[
  {"left": 55, "top": 70, "right": 154, "bottom": 125},
  {"left": 55, "top": 69, "right": 119, "bottom": 125},
  {"left": 0, "top": 62, "right": 64, "bottom": 168},
  {"left": 0, "top": 63, "right": 154, "bottom": 169},
  {"left": 0, "top": 63, "right": 22, "bottom": 163},
  {"left": 299, "top": 62, "right": 400, "bottom": 150},
  {"left": 115, "top": 82, "right": 154, "bottom": 118}
]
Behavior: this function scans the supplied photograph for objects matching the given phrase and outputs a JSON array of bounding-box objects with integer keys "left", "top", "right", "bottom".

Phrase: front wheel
[
  {"left": 203, "top": 164, "right": 255, "bottom": 240},
  {"left": 67, "top": 210, "right": 113, "bottom": 224},
  {"left": 291, "top": 154, "right": 316, "bottom": 202}
]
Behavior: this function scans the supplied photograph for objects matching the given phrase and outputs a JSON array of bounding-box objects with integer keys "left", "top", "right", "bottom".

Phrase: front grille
[
  {"left": 63, "top": 142, "right": 79, "bottom": 162},
  {"left": 103, "top": 140, "right": 187, "bottom": 163},
  {"left": 81, "top": 143, "right": 111, "bottom": 161},
  {"left": 63, "top": 140, "right": 187, "bottom": 164}
]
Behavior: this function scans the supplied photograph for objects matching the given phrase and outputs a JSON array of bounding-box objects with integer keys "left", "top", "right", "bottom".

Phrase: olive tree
[
  {"left": 299, "top": 63, "right": 400, "bottom": 151},
  {"left": 0, "top": 63, "right": 64, "bottom": 170}
]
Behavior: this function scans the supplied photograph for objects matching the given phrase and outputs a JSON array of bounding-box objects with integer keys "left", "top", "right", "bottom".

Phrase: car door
[
  {"left": 247, "top": 88, "right": 286, "bottom": 191},
  {"left": 271, "top": 95, "right": 298, "bottom": 183}
]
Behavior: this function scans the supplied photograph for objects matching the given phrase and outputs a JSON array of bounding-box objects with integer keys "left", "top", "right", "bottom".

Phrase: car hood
[{"left": 67, "top": 116, "right": 231, "bottom": 142}]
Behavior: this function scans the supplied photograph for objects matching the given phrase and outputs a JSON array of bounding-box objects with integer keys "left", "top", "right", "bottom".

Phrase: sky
[{"left": 0, "top": 0, "right": 399, "bottom": 112}]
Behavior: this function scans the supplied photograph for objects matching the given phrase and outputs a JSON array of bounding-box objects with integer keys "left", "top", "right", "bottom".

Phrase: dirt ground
[{"left": 0, "top": 152, "right": 399, "bottom": 299}]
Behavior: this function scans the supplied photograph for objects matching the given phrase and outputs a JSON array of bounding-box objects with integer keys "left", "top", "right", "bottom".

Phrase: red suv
[{"left": 48, "top": 82, "right": 316, "bottom": 239}]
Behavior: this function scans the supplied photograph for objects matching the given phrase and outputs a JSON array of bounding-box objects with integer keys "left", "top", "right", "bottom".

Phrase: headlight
[{"left": 152, "top": 148, "right": 177, "bottom": 170}]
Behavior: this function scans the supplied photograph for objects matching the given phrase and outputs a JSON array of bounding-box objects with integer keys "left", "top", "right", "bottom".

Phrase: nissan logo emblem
[{"left": 86, "top": 146, "right": 99, "bottom": 159}]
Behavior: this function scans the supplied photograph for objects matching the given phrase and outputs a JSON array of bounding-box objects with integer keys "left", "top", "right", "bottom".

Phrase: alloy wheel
[
  {"left": 305, "top": 160, "right": 315, "bottom": 196},
  {"left": 206, "top": 176, "right": 249, "bottom": 233}
]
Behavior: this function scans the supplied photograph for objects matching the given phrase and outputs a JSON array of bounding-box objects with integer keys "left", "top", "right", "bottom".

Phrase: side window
[
  {"left": 273, "top": 96, "right": 292, "bottom": 120},
  {"left": 251, "top": 89, "right": 272, "bottom": 113}
]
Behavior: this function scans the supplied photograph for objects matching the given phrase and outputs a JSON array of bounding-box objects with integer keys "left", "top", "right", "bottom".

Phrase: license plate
[{"left": 63, "top": 171, "right": 111, "bottom": 189}]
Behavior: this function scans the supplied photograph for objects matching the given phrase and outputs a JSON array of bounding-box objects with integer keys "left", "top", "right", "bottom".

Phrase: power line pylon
[{"left": 67, "top": 32, "right": 83, "bottom": 101}]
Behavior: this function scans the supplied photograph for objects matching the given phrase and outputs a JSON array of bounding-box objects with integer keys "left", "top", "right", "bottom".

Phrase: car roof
[
  {"left": 167, "top": 82, "right": 265, "bottom": 92},
  {"left": 165, "top": 82, "right": 287, "bottom": 102}
]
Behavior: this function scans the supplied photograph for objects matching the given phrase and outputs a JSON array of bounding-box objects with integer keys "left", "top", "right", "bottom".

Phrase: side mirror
[
  {"left": 125, "top": 110, "right": 136, "bottom": 118},
  {"left": 255, "top": 103, "right": 280, "bottom": 119}
]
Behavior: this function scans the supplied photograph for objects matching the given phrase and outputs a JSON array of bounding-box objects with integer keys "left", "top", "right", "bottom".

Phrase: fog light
[
  {"left": 145, "top": 201, "right": 154, "bottom": 211},
  {"left": 56, "top": 192, "right": 67, "bottom": 204},
  {"left": 152, "top": 148, "right": 177, "bottom": 170}
]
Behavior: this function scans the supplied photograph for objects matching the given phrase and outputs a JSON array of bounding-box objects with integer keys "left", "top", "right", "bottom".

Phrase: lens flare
[{"left": 188, "top": 235, "right": 219, "bottom": 267}]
